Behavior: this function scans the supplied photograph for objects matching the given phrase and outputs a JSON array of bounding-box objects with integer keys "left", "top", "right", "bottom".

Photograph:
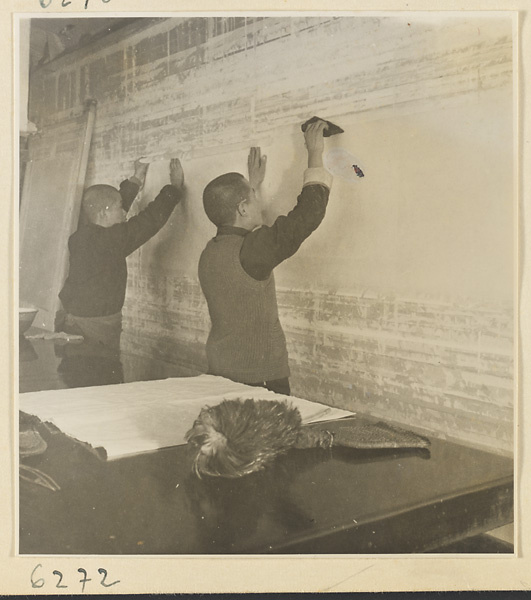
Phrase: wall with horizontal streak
[{"left": 27, "top": 15, "right": 514, "bottom": 454}]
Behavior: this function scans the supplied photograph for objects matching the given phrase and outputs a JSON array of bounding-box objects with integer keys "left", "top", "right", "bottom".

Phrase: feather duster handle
[{"left": 295, "top": 427, "right": 334, "bottom": 449}]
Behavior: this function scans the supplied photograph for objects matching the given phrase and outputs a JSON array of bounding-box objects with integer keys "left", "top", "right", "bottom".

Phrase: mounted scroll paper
[
  {"left": 19, "top": 101, "right": 96, "bottom": 331},
  {"left": 19, "top": 374, "right": 354, "bottom": 460}
]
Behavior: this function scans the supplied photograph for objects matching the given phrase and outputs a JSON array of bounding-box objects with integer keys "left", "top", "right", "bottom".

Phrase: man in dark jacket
[{"left": 58, "top": 158, "right": 185, "bottom": 352}]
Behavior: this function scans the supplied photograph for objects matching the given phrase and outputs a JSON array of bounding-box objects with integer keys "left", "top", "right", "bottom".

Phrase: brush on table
[{"left": 186, "top": 398, "right": 430, "bottom": 478}]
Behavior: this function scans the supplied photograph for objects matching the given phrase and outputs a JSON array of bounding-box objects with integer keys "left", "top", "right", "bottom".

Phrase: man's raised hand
[
  {"left": 248, "top": 146, "right": 267, "bottom": 190},
  {"left": 304, "top": 120, "right": 327, "bottom": 168},
  {"left": 170, "top": 158, "right": 185, "bottom": 189}
]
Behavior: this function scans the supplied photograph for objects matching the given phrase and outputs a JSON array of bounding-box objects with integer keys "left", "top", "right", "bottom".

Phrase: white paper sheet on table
[{"left": 19, "top": 374, "right": 354, "bottom": 460}]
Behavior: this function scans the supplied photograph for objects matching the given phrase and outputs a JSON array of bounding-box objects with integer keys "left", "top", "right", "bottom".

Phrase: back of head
[
  {"left": 82, "top": 184, "right": 120, "bottom": 224},
  {"left": 203, "top": 173, "right": 250, "bottom": 227}
]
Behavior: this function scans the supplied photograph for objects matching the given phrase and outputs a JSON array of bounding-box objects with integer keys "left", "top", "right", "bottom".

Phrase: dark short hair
[
  {"left": 82, "top": 184, "right": 121, "bottom": 223},
  {"left": 202, "top": 173, "right": 251, "bottom": 227}
]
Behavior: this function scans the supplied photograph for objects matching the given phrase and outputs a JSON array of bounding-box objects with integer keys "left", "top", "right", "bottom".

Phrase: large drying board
[{"left": 19, "top": 103, "right": 96, "bottom": 331}]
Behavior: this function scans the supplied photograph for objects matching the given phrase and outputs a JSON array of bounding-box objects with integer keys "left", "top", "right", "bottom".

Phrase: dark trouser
[{"left": 249, "top": 377, "right": 291, "bottom": 396}]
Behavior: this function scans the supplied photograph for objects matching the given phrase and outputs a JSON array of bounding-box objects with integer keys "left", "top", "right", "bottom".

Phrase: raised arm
[
  {"left": 240, "top": 121, "right": 332, "bottom": 280},
  {"left": 107, "top": 158, "right": 185, "bottom": 256},
  {"left": 119, "top": 158, "right": 150, "bottom": 213}
]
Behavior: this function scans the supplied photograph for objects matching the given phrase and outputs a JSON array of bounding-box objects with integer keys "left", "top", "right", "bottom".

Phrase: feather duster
[{"left": 185, "top": 398, "right": 430, "bottom": 478}]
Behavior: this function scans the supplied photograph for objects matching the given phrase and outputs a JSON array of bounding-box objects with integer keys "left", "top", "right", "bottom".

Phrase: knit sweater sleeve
[{"left": 240, "top": 167, "right": 332, "bottom": 280}]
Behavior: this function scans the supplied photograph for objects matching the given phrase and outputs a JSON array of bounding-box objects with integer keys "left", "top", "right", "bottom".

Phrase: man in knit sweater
[{"left": 198, "top": 120, "right": 332, "bottom": 395}]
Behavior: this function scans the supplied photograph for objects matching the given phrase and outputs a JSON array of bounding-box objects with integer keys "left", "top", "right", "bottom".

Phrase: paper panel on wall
[{"left": 19, "top": 102, "right": 96, "bottom": 331}]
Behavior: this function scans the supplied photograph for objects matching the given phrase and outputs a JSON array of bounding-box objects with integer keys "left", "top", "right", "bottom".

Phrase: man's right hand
[
  {"left": 304, "top": 120, "right": 327, "bottom": 168},
  {"left": 170, "top": 158, "right": 185, "bottom": 189}
]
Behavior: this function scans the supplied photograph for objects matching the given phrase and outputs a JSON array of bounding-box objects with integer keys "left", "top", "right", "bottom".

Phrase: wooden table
[{"left": 19, "top": 338, "right": 514, "bottom": 554}]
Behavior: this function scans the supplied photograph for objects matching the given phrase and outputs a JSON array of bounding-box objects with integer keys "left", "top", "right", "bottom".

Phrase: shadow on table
[{"left": 179, "top": 444, "right": 431, "bottom": 553}]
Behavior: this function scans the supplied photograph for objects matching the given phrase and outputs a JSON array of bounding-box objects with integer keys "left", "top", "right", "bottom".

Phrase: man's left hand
[{"left": 248, "top": 147, "right": 267, "bottom": 189}]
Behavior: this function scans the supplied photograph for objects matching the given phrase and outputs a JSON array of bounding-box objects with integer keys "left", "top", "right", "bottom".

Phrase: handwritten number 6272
[{"left": 31, "top": 564, "right": 120, "bottom": 590}]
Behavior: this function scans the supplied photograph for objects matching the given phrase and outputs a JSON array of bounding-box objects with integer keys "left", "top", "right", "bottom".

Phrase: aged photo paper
[{"left": 2, "top": 0, "right": 530, "bottom": 594}]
